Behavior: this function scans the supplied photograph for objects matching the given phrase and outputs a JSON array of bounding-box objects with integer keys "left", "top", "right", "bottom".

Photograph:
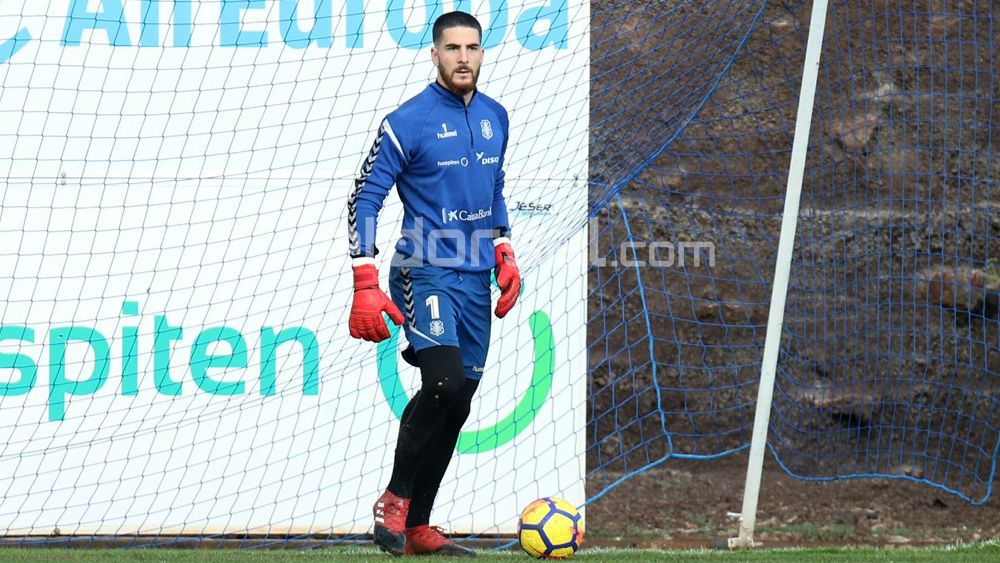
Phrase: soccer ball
[{"left": 517, "top": 497, "right": 584, "bottom": 559}]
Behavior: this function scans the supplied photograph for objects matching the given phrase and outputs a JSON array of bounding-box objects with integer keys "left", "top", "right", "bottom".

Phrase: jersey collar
[{"left": 430, "top": 81, "right": 477, "bottom": 108}]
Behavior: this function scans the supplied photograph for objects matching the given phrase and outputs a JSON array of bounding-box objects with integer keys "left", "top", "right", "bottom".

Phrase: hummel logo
[{"left": 437, "top": 122, "right": 458, "bottom": 139}]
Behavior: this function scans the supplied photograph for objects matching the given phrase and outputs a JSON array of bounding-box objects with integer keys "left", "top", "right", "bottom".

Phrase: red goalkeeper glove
[
  {"left": 494, "top": 239, "right": 521, "bottom": 318},
  {"left": 349, "top": 262, "right": 404, "bottom": 342}
]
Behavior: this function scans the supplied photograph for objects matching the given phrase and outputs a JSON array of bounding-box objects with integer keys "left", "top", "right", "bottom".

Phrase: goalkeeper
[{"left": 346, "top": 11, "right": 520, "bottom": 558}]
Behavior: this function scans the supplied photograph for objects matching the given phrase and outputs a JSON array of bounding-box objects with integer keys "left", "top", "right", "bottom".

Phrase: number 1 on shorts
[{"left": 425, "top": 295, "right": 440, "bottom": 320}]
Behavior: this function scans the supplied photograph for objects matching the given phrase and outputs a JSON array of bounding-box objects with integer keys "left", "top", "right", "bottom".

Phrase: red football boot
[
  {"left": 372, "top": 490, "right": 410, "bottom": 556},
  {"left": 405, "top": 525, "right": 476, "bottom": 557}
]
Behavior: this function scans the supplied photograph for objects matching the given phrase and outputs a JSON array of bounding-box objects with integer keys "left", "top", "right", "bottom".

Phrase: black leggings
[{"left": 386, "top": 346, "right": 480, "bottom": 527}]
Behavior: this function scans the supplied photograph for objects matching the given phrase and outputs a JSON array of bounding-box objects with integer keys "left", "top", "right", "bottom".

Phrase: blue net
[
  {"left": 589, "top": 0, "right": 768, "bottom": 212},
  {"left": 588, "top": 0, "right": 1000, "bottom": 504}
]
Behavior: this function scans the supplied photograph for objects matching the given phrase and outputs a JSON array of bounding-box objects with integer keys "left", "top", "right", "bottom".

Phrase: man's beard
[{"left": 439, "top": 66, "right": 479, "bottom": 94}]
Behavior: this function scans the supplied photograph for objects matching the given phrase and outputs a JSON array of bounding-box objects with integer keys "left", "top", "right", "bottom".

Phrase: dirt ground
[{"left": 586, "top": 452, "right": 1000, "bottom": 549}]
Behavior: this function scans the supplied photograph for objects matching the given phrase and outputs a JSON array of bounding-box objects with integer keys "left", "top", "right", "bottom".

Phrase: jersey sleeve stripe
[
  {"left": 347, "top": 120, "right": 387, "bottom": 257},
  {"left": 382, "top": 119, "right": 405, "bottom": 161}
]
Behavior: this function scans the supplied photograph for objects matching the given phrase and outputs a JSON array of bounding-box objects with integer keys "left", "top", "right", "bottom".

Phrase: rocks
[
  {"left": 829, "top": 113, "right": 880, "bottom": 152},
  {"left": 638, "top": 165, "right": 688, "bottom": 191},
  {"left": 799, "top": 383, "right": 881, "bottom": 427},
  {"left": 696, "top": 286, "right": 750, "bottom": 324},
  {"left": 879, "top": 146, "right": 916, "bottom": 176},
  {"left": 895, "top": 463, "right": 925, "bottom": 479},
  {"left": 861, "top": 75, "right": 900, "bottom": 104},
  {"left": 985, "top": 287, "right": 999, "bottom": 319},
  {"left": 930, "top": 14, "right": 960, "bottom": 37},
  {"left": 919, "top": 266, "right": 992, "bottom": 311}
]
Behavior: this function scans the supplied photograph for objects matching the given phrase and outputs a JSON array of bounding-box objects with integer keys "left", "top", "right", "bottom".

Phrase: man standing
[{"left": 346, "top": 11, "right": 521, "bottom": 557}]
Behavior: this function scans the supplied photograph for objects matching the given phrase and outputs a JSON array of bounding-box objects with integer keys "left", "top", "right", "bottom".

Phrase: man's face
[{"left": 431, "top": 26, "right": 483, "bottom": 95}]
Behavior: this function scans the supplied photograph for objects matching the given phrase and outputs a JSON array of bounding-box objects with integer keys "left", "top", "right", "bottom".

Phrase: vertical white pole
[{"left": 728, "top": 0, "right": 829, "bottom": 550}]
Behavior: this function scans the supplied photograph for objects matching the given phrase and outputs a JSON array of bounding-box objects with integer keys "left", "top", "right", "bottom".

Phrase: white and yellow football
[{"left": 517, "top": 497, "right": 584, "bottom": 559}]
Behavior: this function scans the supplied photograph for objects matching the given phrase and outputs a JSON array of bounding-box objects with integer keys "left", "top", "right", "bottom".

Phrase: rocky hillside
[{"left": 589, "top": 0, "right": 1000, "bottom": 503}]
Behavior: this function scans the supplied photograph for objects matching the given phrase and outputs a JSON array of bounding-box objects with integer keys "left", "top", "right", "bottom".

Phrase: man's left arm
[
  {"left": 491, "top": 108, "right": 520, "bottom": 318},
  {"left": 491, "top": 129, "right": 511, "bottom": 240}
]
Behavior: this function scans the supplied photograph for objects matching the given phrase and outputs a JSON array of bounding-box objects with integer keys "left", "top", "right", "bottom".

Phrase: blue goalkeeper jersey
[{"left": 348, "top": 81, "right": 511, "bottom": 272}]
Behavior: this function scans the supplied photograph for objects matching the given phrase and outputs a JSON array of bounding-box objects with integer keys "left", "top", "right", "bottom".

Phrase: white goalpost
[{"left": 728, "top": 0, "right": 830, "bottom": 549}]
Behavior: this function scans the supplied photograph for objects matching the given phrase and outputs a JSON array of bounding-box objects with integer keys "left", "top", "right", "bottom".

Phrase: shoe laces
[
  {"left": 384, "top": 497, "right": 407, "bottom": 514},
  {"left": 374, "top": 493, "right": 409, "bottom": 522}
]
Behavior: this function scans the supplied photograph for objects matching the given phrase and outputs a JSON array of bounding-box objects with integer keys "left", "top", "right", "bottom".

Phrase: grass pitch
[{"left": 0, "top": 542, "right": 997, "bottom": 562}]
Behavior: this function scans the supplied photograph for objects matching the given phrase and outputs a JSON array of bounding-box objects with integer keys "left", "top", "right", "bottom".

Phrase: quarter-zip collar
[{"left": 431, "top": 80, "right": 477, "bottom": 108}]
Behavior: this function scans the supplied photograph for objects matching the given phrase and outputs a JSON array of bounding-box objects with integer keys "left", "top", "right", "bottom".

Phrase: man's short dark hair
[{"left": 432, "top": 11, "right": 482, "bottom": 45}]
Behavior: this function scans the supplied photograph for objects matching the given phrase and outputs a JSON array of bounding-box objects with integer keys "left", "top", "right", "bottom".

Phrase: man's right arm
[
  {"left": 347, "top": 117, "right": 408, "bottom": 342},
  {"left": 348, "top": 117, "right": 409, "bottom": 260}
]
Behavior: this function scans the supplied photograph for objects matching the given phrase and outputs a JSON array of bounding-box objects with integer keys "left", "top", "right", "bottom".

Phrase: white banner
[{"left": 0, "top": 0, "right": 587, "bottom": 535}]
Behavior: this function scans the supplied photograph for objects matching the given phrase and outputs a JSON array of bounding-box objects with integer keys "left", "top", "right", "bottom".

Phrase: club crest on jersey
[
  {"left": 480, "top": 119, "right": 493, "bottom": 140},
  {"left": 437, "top": 123, "right": 458, "bottom": 139},
  {"left": 429, "top": 320, "right": 446, "bottom": 337}
]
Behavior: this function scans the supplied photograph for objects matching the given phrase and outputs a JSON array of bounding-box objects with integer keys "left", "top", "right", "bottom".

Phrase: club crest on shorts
[
  {"left": 480, "top": 119, "right": 493, "bottom": 140},
  {"left": 429, "top": 320, "right": 445, "bottom": 337}
]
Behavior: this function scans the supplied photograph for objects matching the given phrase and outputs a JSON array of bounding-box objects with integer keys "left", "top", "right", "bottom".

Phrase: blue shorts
[{"left": 389, "top": 262, "right": 492, "bottom": 380}]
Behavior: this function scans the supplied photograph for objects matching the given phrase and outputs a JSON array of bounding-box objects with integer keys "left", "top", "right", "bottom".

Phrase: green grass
[
  {"left": 755, "top": 523, "right": 855, "bottom": 542},
  {"left": 0, "top": 543, "right": 998, "bottom": 562}
]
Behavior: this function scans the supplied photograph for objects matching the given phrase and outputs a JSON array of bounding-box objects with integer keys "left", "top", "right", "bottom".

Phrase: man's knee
[
  {"left": 415, "top": 346, "right": 466, "bottom": 408},
  {"left": 446, "top": 377, "right": 480, "bottom": 431}
]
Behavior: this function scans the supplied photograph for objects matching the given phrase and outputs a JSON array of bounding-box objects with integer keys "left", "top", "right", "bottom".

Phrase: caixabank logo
[
  {"left": 0, "top": 0, "right": 570, "bottom": 65},
  {"left": 376, "top": 310, "right": 554, "bottom": 455}
]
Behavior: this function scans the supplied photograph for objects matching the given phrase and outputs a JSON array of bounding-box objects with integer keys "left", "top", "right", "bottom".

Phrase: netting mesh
[
  {"left": 1, "top": 0, "right": 589, "bottom": 542},
  {"left": 1, "top": 0, "right": 998, "bottom": 546},
  {"left": 588, "top": 0, "right": 999, "bottom": 504}
]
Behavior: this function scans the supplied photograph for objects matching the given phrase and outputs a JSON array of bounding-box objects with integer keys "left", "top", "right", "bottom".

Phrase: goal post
[{"left": 729, "top": 0, "right": 829, "bottom": 549}]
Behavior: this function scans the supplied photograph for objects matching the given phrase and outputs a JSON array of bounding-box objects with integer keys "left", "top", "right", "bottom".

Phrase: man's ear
[{"left": 431, "top": 46, "right": 439, "bottom": 66}]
